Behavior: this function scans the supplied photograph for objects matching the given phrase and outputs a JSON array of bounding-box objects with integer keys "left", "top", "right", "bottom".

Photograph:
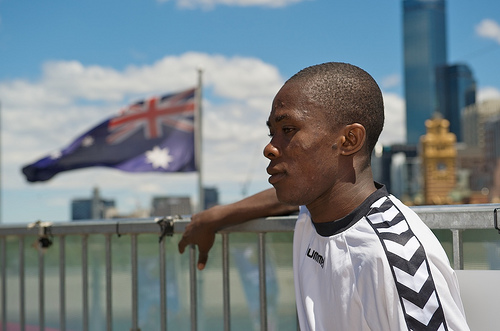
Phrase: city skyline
[{"left": 1, "top": 0, "right": 500, "bottom": 223}]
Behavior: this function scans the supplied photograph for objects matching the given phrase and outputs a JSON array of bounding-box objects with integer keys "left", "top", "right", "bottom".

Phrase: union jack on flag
[
  {"left": 108, "top": 88, "right": 196, "bottom": 144},
  {"left": 22, "top": 88, "right": 198, "bottom": 182}
]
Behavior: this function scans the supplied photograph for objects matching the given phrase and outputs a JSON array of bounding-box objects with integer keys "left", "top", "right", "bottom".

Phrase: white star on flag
[
  {"left": 81, "top": 135, "right": 94, "bottom": 147},
  {"left": 145, "top": 146, "right": 174, "bottom": 169},
  {"left": 50, "top": 150, "right": 62, "bottom": 160}
]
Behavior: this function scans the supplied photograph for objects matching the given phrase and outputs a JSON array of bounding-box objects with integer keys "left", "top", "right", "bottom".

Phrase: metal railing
[{"left": 0, "top": 203, "right": 499, "bottom": 331}]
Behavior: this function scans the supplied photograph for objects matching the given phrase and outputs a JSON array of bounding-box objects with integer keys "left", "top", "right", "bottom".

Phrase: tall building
[
  {"left": 71, "top": 187, "right": 115, "bottom": 220},
  {"left": 403, "top": 0, "right": 447, "bottom": 145},
  {"left": 456, "top": 143, "right": 487, "bottom": 192},
  {"left": 375, "top": 144, "right": 419, "bottom": 200},
  {"left": 462, "top": 99, "right": 500, "bottom": 149},
  {"left": 436, "top": 64, "right": 476, "bottom": 141},
  {"left": 204, "top": 187, "right": 219, "bottom": 210},
  {"left": 151, "top": 196, "right": 192, "bottom": 217},
  {"left": 457, "top": 100, "right": 500, "bottom": 200},
  {"left": 484, "top": 115, "right": 500, "bottom": 196}
]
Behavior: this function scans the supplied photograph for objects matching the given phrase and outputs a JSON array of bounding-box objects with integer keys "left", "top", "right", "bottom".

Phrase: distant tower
[
  {"left": 420, "top": 115, "right": 457, "bottom": 204},
  {"left": 403, "top": 0, "right": 447, "bottom": 145}
]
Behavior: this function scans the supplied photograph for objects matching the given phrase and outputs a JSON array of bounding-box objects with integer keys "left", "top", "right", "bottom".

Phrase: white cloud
[
  {"left": 159, "top": 0, "right": 307, "bottom": 9},
  {"left": 476, "top": 19, "right": 500, "bottom": 44},
  {"left": 477, "top": 86, "right": 500, "bottom": 102},
  {"left": 381, "top": 74, "right": 401, "bottom": 90},
  {"left": 379, "top": 92, "right": 406, "bottom": 145}
]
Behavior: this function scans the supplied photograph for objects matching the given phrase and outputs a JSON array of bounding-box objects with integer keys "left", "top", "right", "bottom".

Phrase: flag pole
[
  {"left": 195, "top": 68, "right": 204, "bottom": 212},
  {"left": 0, "top": 100, "right": 2, "bottom": 224},
  {"left": 190, "top": 69, "right": 204, "bottom": 331}
]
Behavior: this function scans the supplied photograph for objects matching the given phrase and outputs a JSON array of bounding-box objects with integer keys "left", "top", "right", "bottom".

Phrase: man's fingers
[
  {"left": 178, "top": 220, "right": 215, "bottom": 270},
  {"left": 178, "top": 236, "right": 188, "bottom": 254},
  {"left": 197, "top": 251, "right": 208, "bottom": 270},
  {"left": 178, "top": 235, "right": 209, "bottom": 270}
]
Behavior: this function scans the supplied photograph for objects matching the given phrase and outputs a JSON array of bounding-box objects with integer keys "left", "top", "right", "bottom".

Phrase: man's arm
[{"left": 178, "top": 187, "right": 298, "bottom": 270}]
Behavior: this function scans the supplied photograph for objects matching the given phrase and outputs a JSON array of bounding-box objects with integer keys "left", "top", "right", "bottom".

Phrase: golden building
[{"left": 420, "top": 115, "right": 457, "bottom": 204}]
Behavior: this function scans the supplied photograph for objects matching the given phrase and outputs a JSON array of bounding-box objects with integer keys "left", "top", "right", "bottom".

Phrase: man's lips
[{"left": 267, "top": 168, "right": 286, "bottom": 185}]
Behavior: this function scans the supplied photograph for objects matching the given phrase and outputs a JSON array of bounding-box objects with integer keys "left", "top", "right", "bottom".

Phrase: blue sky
[{"left": 1, "top": 0, "right": 500, "bottom": 223}]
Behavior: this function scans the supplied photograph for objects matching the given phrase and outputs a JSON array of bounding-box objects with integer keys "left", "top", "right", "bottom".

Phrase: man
[{"left": 179, "top": 62, "right": 469, "bottom": 330}]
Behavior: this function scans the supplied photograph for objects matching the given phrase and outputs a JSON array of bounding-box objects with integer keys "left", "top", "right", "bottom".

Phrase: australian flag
[{"left": 22, "top": 88, "right": 197, "bottom": 182}]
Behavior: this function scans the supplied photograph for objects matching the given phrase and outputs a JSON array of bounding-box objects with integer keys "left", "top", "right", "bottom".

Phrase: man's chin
[{"left": 275, "top": 188, "right": 302, "bottom": 206}]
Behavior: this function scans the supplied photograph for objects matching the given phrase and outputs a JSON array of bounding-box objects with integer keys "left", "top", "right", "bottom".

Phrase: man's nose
[{"left": 264, "top": 141, "right": 280, "bottom": 159}]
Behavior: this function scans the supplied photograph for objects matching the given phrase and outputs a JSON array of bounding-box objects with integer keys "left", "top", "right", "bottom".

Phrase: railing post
[
  {"left": 59, "top": 235, "right": 66, "bottom": 331},
  {"left": 159, "top": 238, "right": 167, "bottom": 331},
  {"left": 105, "top": 234, "right": 113, "bottom": 331},
  {"left": 156, "top": 216, "right": 175, "bottom": 331},
  {"left": 258, "top": 232, "right": 267, "bottom": 331},
  {"left": 222, "top": 233, "right": 230, "bottom": 331},
  {"left": 38, "top": 241, "right": 45, "bottom": 330},
  {"left": 82, "top": 235, "right": 89, "bottom": 331},
  {"left": 451, "top": 229, "right": 464, "bottom": 270},
  {"left": 131, "top": 234, "right": 141, "bottom": 331},
  {"left": 189, "top": 245, "right": 198, "bottom": 331},
  {"left": 19, "top": 237, "right": 25, "bottom": 331},
  {"left": 1, "top": 237, "right": 6, "bottom": 331}
]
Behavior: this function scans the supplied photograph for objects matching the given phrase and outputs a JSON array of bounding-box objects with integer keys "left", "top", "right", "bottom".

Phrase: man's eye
[{"left": 283, "top": 127, "right": 294, "bottom": 134}]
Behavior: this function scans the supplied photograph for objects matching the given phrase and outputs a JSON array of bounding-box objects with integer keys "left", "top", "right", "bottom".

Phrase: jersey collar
[{"left": 312, "top": 182, "right": 388, "bottom": 237}]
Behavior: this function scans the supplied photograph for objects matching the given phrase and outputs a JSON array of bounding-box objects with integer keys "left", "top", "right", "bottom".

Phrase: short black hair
[{"left": 287, "top": 62, "right": 384, "bottom": 155}]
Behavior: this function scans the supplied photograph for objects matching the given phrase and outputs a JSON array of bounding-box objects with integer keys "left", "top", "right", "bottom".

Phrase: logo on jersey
[{"left": 306, "top": 246, "right": 324, "bottom": 268}]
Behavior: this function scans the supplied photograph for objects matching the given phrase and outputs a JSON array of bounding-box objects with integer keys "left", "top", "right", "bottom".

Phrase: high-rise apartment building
[
  {"left": 403, "top": 0, "right": 447, "bottom": 145},
  {"left": 459, "top": 99, "right": 500, "bottom": 193},
  {"left": 484, "top": 115, "right": 500, "bottom": 200},
  {"left": 462, "top": 99, "right": 500, "bottom": 149}
]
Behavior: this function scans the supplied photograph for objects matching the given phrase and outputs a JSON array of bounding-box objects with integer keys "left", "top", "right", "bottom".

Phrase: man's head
[
  {"left": 264, "top": 62, "right": 385, "bottom": 207},
  {"left": 287, "top": 62, "right": 384, "bottom": 154}
]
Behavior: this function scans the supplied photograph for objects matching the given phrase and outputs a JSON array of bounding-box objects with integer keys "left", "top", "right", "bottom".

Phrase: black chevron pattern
[{"left": 366, "top": 197, "right": 448, "bottom": 331}]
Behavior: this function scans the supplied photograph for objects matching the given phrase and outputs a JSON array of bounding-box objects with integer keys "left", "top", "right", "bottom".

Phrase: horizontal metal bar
[
  {"left": 0, "top": 204, "right": 499, "bottom": 237},
  {"left": 412, "top": 204, "right": 498, "bottom": 229},
  {"left": 0, "top": 218, "right": 167, "bottom": 236}
]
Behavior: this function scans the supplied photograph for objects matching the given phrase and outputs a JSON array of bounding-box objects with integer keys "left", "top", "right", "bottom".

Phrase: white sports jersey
[{"left": 293, "top": 184, "right": 469, "bottom": 331}]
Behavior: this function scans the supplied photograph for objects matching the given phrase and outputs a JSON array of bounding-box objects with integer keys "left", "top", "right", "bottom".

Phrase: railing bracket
[
  {"left": 27, "top": 220, "right": 54, "bottom": 251},
  {"left": 494, "top": 208, "right": 500, "bottom": 234},
  {"left": 156, "top": 215, "right": 180, "bottom": 242}
]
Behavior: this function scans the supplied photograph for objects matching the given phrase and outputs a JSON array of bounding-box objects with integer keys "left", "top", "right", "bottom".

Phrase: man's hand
[
  {"left": 178, "top": 207, "right": 221, "bottom": 270},
  {"left": 178, "top": 188, "right": 297, "bottom": 270}
]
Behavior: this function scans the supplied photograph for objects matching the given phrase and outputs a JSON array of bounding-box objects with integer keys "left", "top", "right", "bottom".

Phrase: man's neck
[{"left": 307, "top": 178, "right": 377, "bottom": 224}]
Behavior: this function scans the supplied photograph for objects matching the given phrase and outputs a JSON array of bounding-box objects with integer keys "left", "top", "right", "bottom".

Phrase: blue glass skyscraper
[
  {"left": 403, "top": 0, "right": 447, "bottom": 145},
  {"left": 436, "top": 64, "right": 476, "bottom": 141}
]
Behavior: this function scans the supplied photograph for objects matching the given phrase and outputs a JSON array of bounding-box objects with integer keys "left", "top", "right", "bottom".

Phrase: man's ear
[{"left": 340, "top": 123, "right": 366, "bottom": 156}]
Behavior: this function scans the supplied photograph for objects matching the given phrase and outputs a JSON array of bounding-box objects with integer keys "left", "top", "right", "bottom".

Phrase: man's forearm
[{"left": 209, "top": 187, "right": 298, "bottom": 230}]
